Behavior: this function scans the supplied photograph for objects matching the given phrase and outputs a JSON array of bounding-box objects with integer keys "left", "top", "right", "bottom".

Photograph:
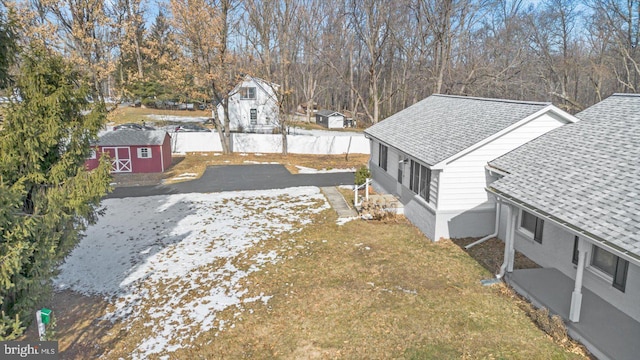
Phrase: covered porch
[{"left": 506, "top": 268, "right": 640, "bottom": 360}]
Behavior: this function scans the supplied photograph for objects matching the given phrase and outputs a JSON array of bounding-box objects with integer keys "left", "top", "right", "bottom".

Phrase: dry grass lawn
[
  {"left": 43, "top": 211, "right": 588, "bottom": 359},
  {"left": 106, "top": 106, "right": 211, "bottom": 127},
  {"left": 106, "top": 106, "right": 364, "bottom": 132}
]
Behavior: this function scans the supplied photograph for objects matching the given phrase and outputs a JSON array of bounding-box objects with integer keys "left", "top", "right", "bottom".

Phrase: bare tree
[
  {"left": 346, "top": 0, "right": 396, "bottom": 124},
  {"left": 297, "top": 0, "right": 328, "bottom": 123},
  {"left": 34, "top": 0, "right": 115, "bottom": 99},
  {"left": 115, "top": 0, "right": 146, "bottom": 80},
  {"left": 587, "top": 0, "right": 640, "bottom": 92},
  {"left": 529, "top": 0, "right": 583, "bottom": 111},
  {"left": 171, "top": 0, "right": 240, "bottom": 154},
  {"left": 244, "top": 0, "right": 302, "bottom": 154}
]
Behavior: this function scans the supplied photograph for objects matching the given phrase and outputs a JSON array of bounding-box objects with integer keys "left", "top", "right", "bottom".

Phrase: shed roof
[
  {"left": 364, "top": 94, "right": 550, "bottom": 166},
  {"left": 489, "top": 93, "right": 640, "bottom": 259},
  {"left": 97, "top": 130, "right": 168, "bottom": 146},
  {"left": 316, "top": 110, "right": 344, "bottom": 117}
]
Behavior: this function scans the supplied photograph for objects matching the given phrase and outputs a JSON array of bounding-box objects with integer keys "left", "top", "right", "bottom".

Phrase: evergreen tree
[
  {"left": 0, "top": 10, "right": 16, "bottom": 88},
  {"left": 0, "top": 45, "right": 112, "bottom": 340}
]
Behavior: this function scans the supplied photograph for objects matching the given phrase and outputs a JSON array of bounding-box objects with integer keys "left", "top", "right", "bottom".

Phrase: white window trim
[
  {"left": 409, "top": 159, "right": 431, "bottom": 202},
  {"left": 516, "top": 222, "right": 535, "bottom": 240},
  {"left": 587, "top": 261, "right": 615, "bottom": 283},
  {"left": 240, "top": 87, "right": 257, "bottom": 100},
  {"left": 137, "top": 147, "right": 152, "bottom": 159},
  {"left": 379, "top": 143, "right": 388, "bottom": 171},
  {"left": 516, "top": 209, "right": 541, "bottom": 243},
  {"left": 587, "top": 245, "right": 616, "bottom": 282},
  {"left": 89, "top": 149, "right": 97, "bottom": 159}
]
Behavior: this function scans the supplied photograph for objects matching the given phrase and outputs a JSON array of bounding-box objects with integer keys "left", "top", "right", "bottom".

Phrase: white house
[
  {"left": 486, "top": 93, "right": 640, "bottom": 360},
  {"left": 364, "top": 94, "right": 578, "bottom": 241},
  {"left": 216, "top": 76, "right": 279, "bottom": 133}
]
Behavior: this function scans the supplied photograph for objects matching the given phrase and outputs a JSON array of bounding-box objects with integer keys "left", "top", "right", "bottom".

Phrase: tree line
[{"left": 5, "top": 0, "right": 639, "bottom": 126}]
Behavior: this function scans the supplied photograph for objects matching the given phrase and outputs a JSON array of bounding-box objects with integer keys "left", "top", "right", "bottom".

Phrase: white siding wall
[
  {"left": 498, "top": 209, "right": 640, "bottom": 323},
  {"left": 371, "top": 139, "right": 379, "bottom": 167},
  {"left": 328, "top": 115, "right": 344, "bottom": 128},
  {"left": 217, "top": 79, "right": 279, "bottom": 132},
  {"left": 369, "top": 141, "right": 400, "bottom": 195},
  {"left": 388, "top": 150, "right": 399, "bottom": 183},
  {"left": 370, "top": 140, "right": 439, "bottom": 208},
  {"left": 438, "top": 113, "right": 568, "bottom": 212},
  {"left": 369, "top": 139, "right": 441, "bottom": 240}
]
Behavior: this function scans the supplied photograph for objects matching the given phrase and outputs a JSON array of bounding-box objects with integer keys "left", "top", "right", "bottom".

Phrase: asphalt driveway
[{"left": 107, "top": 164, "right": 355, "bottom": 198}]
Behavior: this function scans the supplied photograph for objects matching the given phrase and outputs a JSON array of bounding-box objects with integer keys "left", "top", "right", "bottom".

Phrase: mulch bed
[{"left": 451, "top": 237, "right": 540, "bottom": 274}]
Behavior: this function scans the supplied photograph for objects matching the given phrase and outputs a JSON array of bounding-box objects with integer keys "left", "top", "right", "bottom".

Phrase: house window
[
  {"left": 410, "top": 160, "right": 431, "bottom": 202},
  {"left": 250, "top": 108, "right": 257, "bottom": 125},
  {"left": 378, "top": 143, "right": 388, "bottom": 171},
  {"left": 239, "top": 87, "right": 256, "bottom": 100},
  {"left": 520, "top": 210, "right": 544, "bottom": 243},
  {"left": 89, "top": 149, "right": 97, "bottom": 159},
  {"left": 572, "top": 236, "right": 579, "bottom": 265},
  {"left": 591, "top": 246, "right": 629, "bottom": 292},
  {"left": 137, "top": 147, "right": 152, "bottom": 159}
]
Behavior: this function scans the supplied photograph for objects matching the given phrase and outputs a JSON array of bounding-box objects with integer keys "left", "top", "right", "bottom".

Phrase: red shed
[{"left": 86, "top": 130, "right": 172, "bottom": 173}]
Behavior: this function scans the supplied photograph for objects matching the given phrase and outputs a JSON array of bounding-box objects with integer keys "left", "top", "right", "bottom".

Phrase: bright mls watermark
[{"left": 1, "top": 341, "right": 58, "bottom": 359}]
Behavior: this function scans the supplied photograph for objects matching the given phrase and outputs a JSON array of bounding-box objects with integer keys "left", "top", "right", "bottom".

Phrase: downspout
[
  {"left": 496, "top": 206, "right": 511, "bottom": 279},
  {"left": 465, "top": 200, "right": 501, "bottom": 249},
  {"left": 496, "top": 205, "right": 515, "bottom": 279}
]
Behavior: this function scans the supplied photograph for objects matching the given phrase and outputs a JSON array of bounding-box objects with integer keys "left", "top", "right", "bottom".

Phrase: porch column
[{"left": 569, "top": 239, "right": 590, "bottom": 322}]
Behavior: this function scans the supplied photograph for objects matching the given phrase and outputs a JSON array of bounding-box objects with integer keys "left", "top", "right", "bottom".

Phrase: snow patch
[
  {"left": 296, "top": 165, "right": 356, "bottom": 174},
  {"left": 145, "top": 114, "right": 209, "bottom": 123},
  {"left": 336, "top": 217, "right": 358, "bottom": 226},
  {"left": 54, "top": 187, "right": 329, "bottom": 359}
]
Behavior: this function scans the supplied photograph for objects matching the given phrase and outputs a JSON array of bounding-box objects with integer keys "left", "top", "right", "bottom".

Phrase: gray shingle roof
[
  {"left": 98, "top": 130, "right": 168, "bottom": 146},
  {"left": 364, "top": 94, "right": 549, "bottom": 166},
  {"left": 317, "top": 110, "right": 343, "bottom": 117},
  {"left": 489, "top": 94, "right": 640, "bottom": 259}
]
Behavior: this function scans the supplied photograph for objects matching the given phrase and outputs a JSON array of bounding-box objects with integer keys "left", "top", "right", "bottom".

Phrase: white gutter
[
  {"left": 465, "top": 200, "right": 501, "bottom": 249},
  {"left": 488, "top": 186, "right": 640, "bottom": 266}
]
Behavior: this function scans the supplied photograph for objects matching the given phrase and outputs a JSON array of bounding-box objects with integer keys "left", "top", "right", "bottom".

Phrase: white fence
[{"left": 171, "top": 132, "right": 370, "bottom": 155}]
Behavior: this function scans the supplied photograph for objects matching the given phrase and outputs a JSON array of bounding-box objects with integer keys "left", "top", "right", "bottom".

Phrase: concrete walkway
[
  {"left": 508, "top": 268, "right": 640, "bottom": 360},
  {"left": 321, "top": 187, "right": 358, "bottom": 219}
]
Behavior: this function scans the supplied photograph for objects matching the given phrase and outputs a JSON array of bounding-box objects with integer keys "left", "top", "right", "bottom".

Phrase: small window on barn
[
  {"left": 89, "top": 149, "right": 97, "bottom": 159},
  {"left": 239, "top": 87, "right": 256, "bottom": 100},
  {"left": 137, "top": 147, "right": 152, "bottom": 159}
]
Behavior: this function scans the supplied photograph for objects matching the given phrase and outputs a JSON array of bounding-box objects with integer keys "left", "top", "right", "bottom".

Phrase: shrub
[
  {"left": 141, "top": 98, "right": 156, "bottom": 108},
  {"left": 355, "top": 166, "right": 370, "bottom": 185}
]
